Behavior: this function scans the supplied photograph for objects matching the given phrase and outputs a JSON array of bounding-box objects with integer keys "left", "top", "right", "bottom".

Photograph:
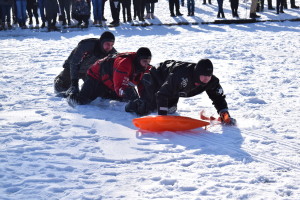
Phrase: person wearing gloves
[
  {"left": 125, "top": 59, "right": 236, "bottom": 125},
  {"left": 66, "top": 47, "right": 152, "bottom": 106},
  {"left": 54, "top": 31, "right": 117, "bottom": 96}
]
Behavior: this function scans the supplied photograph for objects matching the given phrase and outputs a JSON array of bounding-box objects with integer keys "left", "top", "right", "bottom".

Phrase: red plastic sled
[{"left": 132, "top": 115, "right": 210, "bottom": 132}]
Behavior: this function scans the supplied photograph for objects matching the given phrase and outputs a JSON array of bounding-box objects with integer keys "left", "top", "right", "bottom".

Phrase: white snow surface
[{"left": 1, "top": 2, "right": 300, "bottom": 200}]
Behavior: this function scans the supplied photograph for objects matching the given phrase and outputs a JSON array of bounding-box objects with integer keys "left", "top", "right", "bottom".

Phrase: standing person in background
[
  {"left": 38, "top": 0, "right": 46, "bottom": 27},
  {"left": 202, "top": 0, "right": 211, "bottom": 5},
  {"left": 0, "top": 6, "right": 2, "bottom": 28},
  {"left": 120, "top": 0, "right": 132, "bottom": 23},
  {"left": 250, "top": 0, "right": 260, "bottom": 18},
  {"left": 256, "top": 0, "right": 275, "bottom": 11},
  {"left": 109, "top": 0, "right": 120, "bottom": 26},
  {"left": 71, "top": 0, "right": 91, "bottom": 27},
  {"left": 26, "top": 0, "right": 39, "bottom": 26},
  {"left": 44, "top": 0, "right": 59, "bottom": 31},
  {"left": 284, "top": 0, "right": 299, "bottom": 8},
  {"left": 187, "top": 0, "right": 195, "bottom": 16},
  {"left": 144, "top": 0, "right": 157, "bottom": 19},
  {"left": 267, "top": 0, "right": 275, "bottom": 10},
  {"left": 15, "top": 0, "right": 27, "bottom": 28},
  {"left": 168, "top": 0, "right": 183, "bottom": 17},
  {"left": 102, "top": 0, "right": 107, "bottom": 20},
  {"left": 58, "top": 0, "right": 71, "bottom": 25},
  {"left": 230, "top": 0, "right": 239, "bottom": 17},
  {"left": 133, "top": 0, "right": 137, "bottom": 19},
  {"left": 133, "top": 0, "right": 145, "bottom": 21},
  {"left": 0, "top": 0, "right": 14, "bottom": 29},
  {"left": 91, "top": 0, "right": 103, "bottom": 25},
  {"left": 12, "top": 0, "right": 17, "bottom": 24},
  {"left": 290, "top": 0, "right": 299, "bottom": 8},
  {"left": 277, "top": 0, "right": 284, "bottom": 13},
  {"left": 217, "top": 0, "right": 225, "bottom": 18}
]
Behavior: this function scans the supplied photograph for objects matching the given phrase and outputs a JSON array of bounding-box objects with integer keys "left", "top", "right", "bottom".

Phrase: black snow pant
[
  {"left": 54, "top": 66, "right": 87, "bottom": 93},
  {"left": 26, "top": 0, "right": 39, "bottom": 24},
  {"left": 133, "top": 0, "right": 145, "bottom": 21},
  {"left": 121, "top": 0, "right": 132, "bottom": 22},
  {"left": 58, "top": 0, "right": 71, "bottom": 24},
  {"left": 277, "top": 0, "right": 284, "bottom": 12},
  {"left": 110, "top": 0, "right": 120, "bottom": 23},
  {"left": 68, "top": 76, "right": 121, "bottom": 105},
  {"left": 230, "top": 0, "right": 239, "bottom": 17},
  {"left": 169, "top": 0, "right": 181, "bottom": 16}
]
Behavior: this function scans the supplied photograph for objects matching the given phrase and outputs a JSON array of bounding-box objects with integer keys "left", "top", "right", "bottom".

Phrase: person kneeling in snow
[
  {"left": 125, "top": 59, "right": 236, "bottom": 125},
  {"left": 54, "top": 31, "right": 117, "bottom": 96},
  {"left": 67, "top": 47, "right": 152, "bottom": 106}
]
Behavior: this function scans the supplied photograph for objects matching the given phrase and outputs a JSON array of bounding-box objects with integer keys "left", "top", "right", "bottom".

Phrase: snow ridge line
[
  {"left": 243, "top": 132, "right": 300, "bottom": 152},
  {"left": 182, "top": 133, "right": 300, "bottom": 171}
]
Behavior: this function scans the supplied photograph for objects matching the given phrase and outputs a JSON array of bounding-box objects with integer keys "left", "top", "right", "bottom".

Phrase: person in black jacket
[
  {"left": 109, "top": 0, "right": 120, "bottom": 26},
  {"left": 26, "top": 0, "right": 40, "bottom": 26},
  {"left": 54, "top": 31, "right": 117, "bottom": 96},
  {"left": 126, "top": 59, "right": 236, "bottom": 125}
]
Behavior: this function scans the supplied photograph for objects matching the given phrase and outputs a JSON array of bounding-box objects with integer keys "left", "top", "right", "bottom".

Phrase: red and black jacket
[{"left": 87, "top": 52, "right": 152, "bottom": 98}]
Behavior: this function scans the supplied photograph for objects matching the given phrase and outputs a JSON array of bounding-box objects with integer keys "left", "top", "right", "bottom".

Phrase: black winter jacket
[
  {"left": 64, "top": 38, "right": 117, "bottom": 80},
  {"left": 154, "top": 60, "right": 228, "bottom": 115}
]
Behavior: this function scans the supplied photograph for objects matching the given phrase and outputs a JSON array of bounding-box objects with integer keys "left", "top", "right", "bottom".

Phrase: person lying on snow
[
  {"left": 54, "top": 31, "right": 117, "bottom": 96},
  {"left": 125, "top": 59, "right": 236, "bottom": 125},
  {"left": 66, "top": 47, "right": 152, "bottom": 106}
]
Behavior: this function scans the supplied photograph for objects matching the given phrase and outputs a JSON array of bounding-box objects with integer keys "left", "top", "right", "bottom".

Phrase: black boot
[
  {"left": 77, "top": 20, "right": 82, "bottom": 27},
  {"left": 7, "top": 23, "right": 12, "bottom": 29},
  {"left": 250, "top": 13, "right": 261, "bottom": 18},
  {"left": 0, "top": 23, "right": 4, "bottom": 31},
  {"left": 221, "top": 12, "right": 225, "bottom": 18},
  {"left": 235, "top": 11, "right": 239, "bottom": 18},
  {"left": 29, "top": 17, "right": 33, "bottom": 25}
]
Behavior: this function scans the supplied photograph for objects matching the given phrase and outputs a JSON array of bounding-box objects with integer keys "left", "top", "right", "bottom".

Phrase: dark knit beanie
[
  {"left": 99, "top": 31, "right": 115, "bottom": 43},
  {"left": 136, "top": 47, "right": 152, "bottom": 60},
  {"left": 195, "top": 59, "right": 213, "bottom": 76}
]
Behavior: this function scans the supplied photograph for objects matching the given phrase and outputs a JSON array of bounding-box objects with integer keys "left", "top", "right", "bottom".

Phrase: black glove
[
  {"left": 66, "top": 79, "right": 79, "bottom": 96},
  {"left": 219, "top": 110, "right": 236, "bottom": 126},
  {"left": 123, "top": 87, "right": 139, "bottom": 101},
  {"left": 125, "top": 99, "right": 148, "bottom": 115}
]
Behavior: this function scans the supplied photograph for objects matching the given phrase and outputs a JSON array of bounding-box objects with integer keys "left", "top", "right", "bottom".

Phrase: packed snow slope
[{"left": 0, "top": 7, "right": 300, "bottom": 200}]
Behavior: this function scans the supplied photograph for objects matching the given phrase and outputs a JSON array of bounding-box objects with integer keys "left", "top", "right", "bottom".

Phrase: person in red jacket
[{"left": 67, "top": 47, "right": 152, "bottom": 106}]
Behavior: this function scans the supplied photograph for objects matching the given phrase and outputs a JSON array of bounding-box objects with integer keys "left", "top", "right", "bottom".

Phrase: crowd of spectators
[{"left": 0, "top": 0, "right": 299, "bottom": 31}]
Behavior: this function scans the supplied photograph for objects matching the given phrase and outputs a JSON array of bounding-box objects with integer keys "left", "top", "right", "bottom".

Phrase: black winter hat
[
  {"left": 99, "top": 31, "right": 115, "bottom": 43},
  {"left": 136, "top": 47, "right": 152, "bottom": 60},
  {"left": 195, "top": 59, "right": 213, "bottom": 76}
]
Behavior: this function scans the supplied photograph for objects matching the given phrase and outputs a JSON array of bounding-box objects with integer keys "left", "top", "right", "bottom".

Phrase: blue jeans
[
  {"left": 15, "top": 0, "right": 27, "bottom": 24},
  {"left": 38, "top": 0, "right": 46, "bottom": 23},
  {"left": 92, "top": 0, "right": 103, "bottom": 21},
  {"left": 187, "top": 0, "right": 195, "bottom": 13}
]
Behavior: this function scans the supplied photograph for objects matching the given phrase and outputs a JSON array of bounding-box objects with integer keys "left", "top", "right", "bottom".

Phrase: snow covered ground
[{"left": 0, "top": 1, "right": 300, "bottom": 200}]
